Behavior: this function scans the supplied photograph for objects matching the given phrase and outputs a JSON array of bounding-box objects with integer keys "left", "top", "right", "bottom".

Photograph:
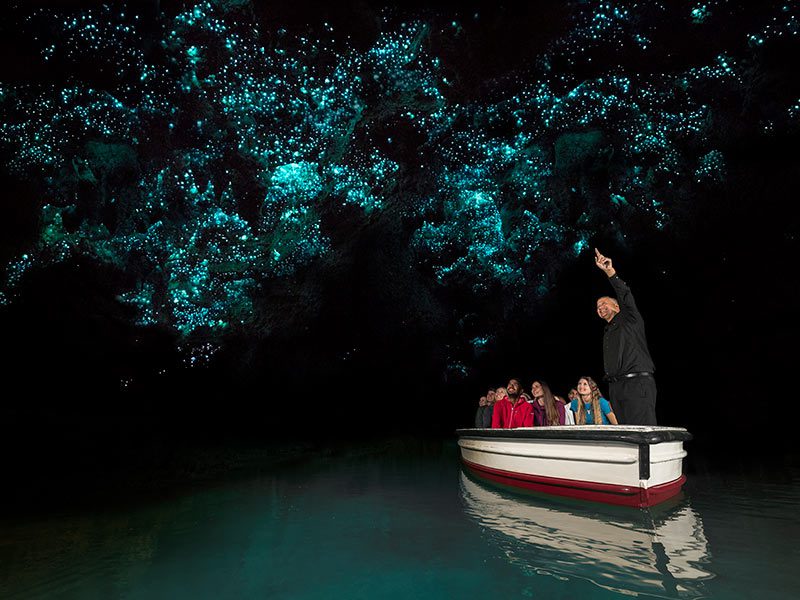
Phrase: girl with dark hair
[
  {"left": 530, "top": 380, "right": 566, "bottom": 426},
  {"left": 570, "top": 376, "right": 618, "bottom": 425}
]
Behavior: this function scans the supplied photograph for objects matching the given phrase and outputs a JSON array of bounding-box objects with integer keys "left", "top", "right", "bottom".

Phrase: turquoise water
[{"left": 1, "top": 441, "right": 799, "bottom": 599}]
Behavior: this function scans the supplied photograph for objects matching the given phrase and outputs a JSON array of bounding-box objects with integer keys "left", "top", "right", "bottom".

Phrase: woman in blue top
[{"left": 570, "top": 376, "right": 619, "bottom": 425}]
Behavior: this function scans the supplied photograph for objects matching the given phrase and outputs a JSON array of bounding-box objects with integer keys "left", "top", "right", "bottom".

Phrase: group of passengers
[{"left": 474, "top": 377, "right": 619, "bottom": 429}]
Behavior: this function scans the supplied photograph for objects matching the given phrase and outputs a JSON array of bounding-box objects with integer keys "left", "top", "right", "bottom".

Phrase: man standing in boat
[{"left": 594, "top": 248, "right": 657, "bottom": 425}]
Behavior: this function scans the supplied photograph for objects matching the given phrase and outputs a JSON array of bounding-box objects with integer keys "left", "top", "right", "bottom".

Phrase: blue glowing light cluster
[
  {"left": 2, "top": 2, "right": 443, "bottom": 335},
  {"left": 1, "top": 0, "right": 797, "bottom": 352}
]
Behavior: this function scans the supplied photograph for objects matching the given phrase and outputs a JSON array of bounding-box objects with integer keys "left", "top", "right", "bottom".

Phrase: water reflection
[{"left": 460, "top": 471, "right": 714, "bottom": 598}]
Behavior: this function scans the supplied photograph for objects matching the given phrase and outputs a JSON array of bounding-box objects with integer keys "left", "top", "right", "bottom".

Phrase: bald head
[{"left": 596, "top": 296, "right": 620, "bottom": 322}]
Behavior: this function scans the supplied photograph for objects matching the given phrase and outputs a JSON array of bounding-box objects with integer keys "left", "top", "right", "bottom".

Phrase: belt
[{"left": 604, "top": 371, "right": 654, "bottom": 383}]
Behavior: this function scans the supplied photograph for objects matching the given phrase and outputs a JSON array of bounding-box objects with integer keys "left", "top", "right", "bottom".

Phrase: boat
[
  {"left": 456, "top": 425, "right": 692, "bottom": 507},
  {"left": 460, "top": 472, "right": 713, "bottom": 597}
]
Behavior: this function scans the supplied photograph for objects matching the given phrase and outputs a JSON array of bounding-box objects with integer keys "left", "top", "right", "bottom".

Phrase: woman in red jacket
[{"left": 491, "top": 379, "right": 534, "bottom": 428}]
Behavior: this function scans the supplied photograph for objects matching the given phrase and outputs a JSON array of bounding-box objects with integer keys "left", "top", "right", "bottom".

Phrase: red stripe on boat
[{"left": 462, "top": 458, "right": 686, "bottom": 508}]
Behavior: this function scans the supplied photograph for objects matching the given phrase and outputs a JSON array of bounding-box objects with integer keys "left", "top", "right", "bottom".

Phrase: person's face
[
  {"left": 496, "top": 387, "right": 507, "bottom": 400},
  {"left": 507, "top": 380, "right": 520, "bottom": 395},
  {"left": 479, "top": 396, "right": 487, "bottom": 407},
  {"left": 577, "top": 379, "right": 591, "bottom": 396},
  {"left": 568, "top": 388, "right": 578, "bottom": 401},
  {"left": 596, "top": 297, "right": 619, "bottom": 322},
  {"left": 531, "top": 381, "right": 543, "bottom": 397},
  {"left": 487, "top": 390, "right": 496, "bottom": 403}
]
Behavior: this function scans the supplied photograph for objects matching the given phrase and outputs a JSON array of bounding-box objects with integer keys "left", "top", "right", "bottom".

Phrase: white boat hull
[{"left": 457, "top": 426, "right": 691, "bottom": 507}]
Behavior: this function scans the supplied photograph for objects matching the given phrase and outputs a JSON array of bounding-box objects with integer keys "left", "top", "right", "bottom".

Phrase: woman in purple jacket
[{"left": 530, "top": 380, "right": 566, "bottom": 426}]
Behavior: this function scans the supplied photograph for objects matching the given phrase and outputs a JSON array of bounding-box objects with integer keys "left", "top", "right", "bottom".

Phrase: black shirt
[
  {"left": 474, "top": 406, "right": 486, "bottom": 428},
  {"left": 481, "top": 405, "right": 493, "bottom": 429},
  {"left": 603, "top": 275, "right": 655, "bottom": 378}
]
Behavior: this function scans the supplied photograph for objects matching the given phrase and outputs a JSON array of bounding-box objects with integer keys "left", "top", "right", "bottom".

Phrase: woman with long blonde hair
[{"left": 570, "top": 376, "right": 618, "bottom": 425}]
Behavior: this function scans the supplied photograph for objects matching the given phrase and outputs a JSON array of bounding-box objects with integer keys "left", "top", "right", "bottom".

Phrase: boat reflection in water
[{"left": 460, "top": 471, "right": 714, "bottom": 598}]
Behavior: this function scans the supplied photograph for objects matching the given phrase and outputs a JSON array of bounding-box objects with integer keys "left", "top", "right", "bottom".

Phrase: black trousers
[{"left": 609, "top": 376, "right": 657, "bottom": 425}]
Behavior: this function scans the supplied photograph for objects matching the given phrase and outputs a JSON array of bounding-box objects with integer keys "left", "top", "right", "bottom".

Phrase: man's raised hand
[{"left": 594, "top": 248, "right": 616, "bottom": 277}]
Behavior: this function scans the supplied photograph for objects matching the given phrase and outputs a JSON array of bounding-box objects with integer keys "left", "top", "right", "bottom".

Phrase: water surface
[{"left": 2, "top": 440, "right": 798, "bottom": 599}]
